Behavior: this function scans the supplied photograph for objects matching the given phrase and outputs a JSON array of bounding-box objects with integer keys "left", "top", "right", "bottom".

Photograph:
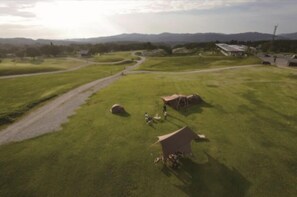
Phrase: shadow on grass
[
  {"left": 177, "top": 101, "right": 213, "bottom": 117},
  {"left": 113, "top": 111, "right": 131, "bottom": 117},
  {"left": 240, "top": 90, "right": 297, "bottom": 136},
  {"left": 149, "top": 123, "right": 157, "bottom": 129},
  {"left": 167, "top": 114, "right": 186, "bottom": 124},
  {"left": 162, "top": 153, "right": 250, "bottom": 197},
  {"left": 165, "top": 119, "right": 184, "bottom": 128},
  {"left": 195, "top": 138, "right": 210, "bottom": 143}
]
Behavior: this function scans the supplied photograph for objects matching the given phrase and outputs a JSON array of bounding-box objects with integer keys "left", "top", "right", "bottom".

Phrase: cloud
[
  {"left": 0, "top": 0, "right": 259, "bottom": 17},
  {"left": 2, "top": 0, "right": 293, "bottom": 19},
  {"left": 0, "top": 0, "right": 296, "bottom": 38},
  {"left": 0, "top": 1, "right": 36, "bottom": 18}
]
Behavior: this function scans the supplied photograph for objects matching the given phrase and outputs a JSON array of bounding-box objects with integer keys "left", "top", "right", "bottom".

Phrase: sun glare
[{"left": 26, "top": 1, "right": 128, "bottom": 37}]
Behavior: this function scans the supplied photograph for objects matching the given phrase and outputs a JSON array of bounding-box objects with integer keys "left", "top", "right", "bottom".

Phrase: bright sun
[{"left": 26, "top": 1, "right": 132, "bottom": 37}]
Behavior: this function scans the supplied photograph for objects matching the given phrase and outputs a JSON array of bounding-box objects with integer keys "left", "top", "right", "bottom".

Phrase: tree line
[
  {"left": 0, "top": 40, "right": 296, "bottom": 59},
  {"left": 0, "top": 42, "right": 166, "bottom": 59}
]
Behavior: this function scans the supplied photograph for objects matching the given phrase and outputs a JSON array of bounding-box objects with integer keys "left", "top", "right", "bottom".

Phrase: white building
[
  {"left": 77, "top": 50, "right": 89, "bottom": 57},
  {"left": 216, "top": 43, "right": 247, "bottom": 56}
]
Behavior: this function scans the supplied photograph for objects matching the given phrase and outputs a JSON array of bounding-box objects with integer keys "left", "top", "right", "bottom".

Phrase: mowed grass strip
[
  {"left": 137, "top": 55, "right": 261, "bottom": 71},
  {"left": 0, "top": 58, "right": 82, "bottom": 76},
  {"left": 0, "top": 66, "right": 296, "bottom": 196},
  {"left": 0, "top": 62, "right": 132, "bottom": 126},
  {"left": 91, "top": 51, "right": 135, "bottom": 62}
]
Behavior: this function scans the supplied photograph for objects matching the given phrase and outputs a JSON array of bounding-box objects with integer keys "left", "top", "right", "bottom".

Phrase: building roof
[{"left": 216, "top": 43, "right": 246, "bottom": 52}]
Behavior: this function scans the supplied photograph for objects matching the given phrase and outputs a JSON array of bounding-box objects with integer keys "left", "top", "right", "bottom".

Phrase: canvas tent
[
  {"left": 156, "top": 126, "right": 198, "bottom": 158},
  {"left": 161, "top": 94, "right": 202, "bottom": 110},
  {"left": 186, "top": 94, "right": 202, "bottom": 105},
  {"left": 161, "top": 94, "right": 188, "bottom": 110},
  {"left": 110, "top": 104, "right": 126, "bottom": 114}
]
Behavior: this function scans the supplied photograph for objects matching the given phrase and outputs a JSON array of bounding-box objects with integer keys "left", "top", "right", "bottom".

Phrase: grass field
[
  {"left": 0, "top": 62, "right": 132, "bottom": 126},
  {"left": 0, "top": 58, "right": 82, "bottom": 76},
  {"left": 137, "top": 55, "right": 261, "bottom": 71},
  {"left": 0, "top": 66, "right": 296, "bottom": 196},
  {"left": 91, "top": 51, "right": 135, "bottom": 62}
]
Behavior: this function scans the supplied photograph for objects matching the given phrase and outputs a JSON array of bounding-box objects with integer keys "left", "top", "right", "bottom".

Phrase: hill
[
  {"left": 1, "top": 32, "right": 296, "bottom": 46},
  {"left": 69, "top": 32, "right": 286, "bottom": 44},
  {"left": 280, "top": 32, "right": 297, "bottom": 40}
]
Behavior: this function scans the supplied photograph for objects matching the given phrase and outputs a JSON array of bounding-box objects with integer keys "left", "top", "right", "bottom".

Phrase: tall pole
[
  {"left": 272, "top": 25, "right": 278, "bottom": 41},
  {"left": 271, "top": 25, "right": 278, "bottom": 52}
]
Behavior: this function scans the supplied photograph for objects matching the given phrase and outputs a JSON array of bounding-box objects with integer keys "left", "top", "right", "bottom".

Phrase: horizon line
[{"left": 0, "top": 31, "right": 296, "bottom": 41}]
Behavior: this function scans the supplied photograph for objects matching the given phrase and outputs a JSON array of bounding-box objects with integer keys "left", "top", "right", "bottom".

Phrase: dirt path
[
  {"left": 0, "top": 58, "right": 129, "bottom": 79},
  {"left": 127, "top": 64, "right": 262, "bottom": 75},
  {"left": 0, "top": 55, "right": 145, "bottom": 145}
]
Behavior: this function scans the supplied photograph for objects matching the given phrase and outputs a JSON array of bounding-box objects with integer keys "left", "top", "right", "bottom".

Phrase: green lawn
[
  {"left": 0, "top": 62, "right": 132, "bottom": 126},
  {"left": 0, "top": 66, "right": 296, "bottom": 196},
  {"left": 137, "top": 55, "right": 261, "bottom": 71},
  {"left": 0, "top": 58, "right": 82, "bottom": 76},
  {"left": 91, "top": 51, "right": 135, "bottom": 62}
]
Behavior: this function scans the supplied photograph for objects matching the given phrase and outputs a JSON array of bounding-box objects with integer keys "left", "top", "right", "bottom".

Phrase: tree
[
  {"left": 40, "top": 44, "right": 62, "bottom": 57},
  {"left": 159, "top": 45, "right": 172, "bottom": 55},
  {"left": 26, "top": 47, "right": 40, "bottom": 59},
  {"left": 15, "top": 49, "right": 26, "bottom": 59},
  {"left": 50, "top": 45, "right": 61, "bottom": 57}
]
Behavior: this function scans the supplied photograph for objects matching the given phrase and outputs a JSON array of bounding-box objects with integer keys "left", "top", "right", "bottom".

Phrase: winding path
[
  {"left": 0, "top": 58, "right": 129, "bottom": 79},
  {"left": 127, "top": 64, "right": 262, "bottom": 75},
  {"left": 0, "top": 55, "right": 262, "bottom": 145}
]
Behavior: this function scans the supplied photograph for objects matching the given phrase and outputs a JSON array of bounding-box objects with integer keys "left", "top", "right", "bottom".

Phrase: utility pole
[
  {"left": 271, "top": 25, "right": 278, "bottom": 52},
  {"left": 272, "top": 25, "right": 278, "bottom": 41}
]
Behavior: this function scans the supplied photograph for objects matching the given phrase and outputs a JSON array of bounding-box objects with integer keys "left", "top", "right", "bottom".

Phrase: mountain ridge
[{"left": 0, "top": 32, "right": 296, "bottom": 46}]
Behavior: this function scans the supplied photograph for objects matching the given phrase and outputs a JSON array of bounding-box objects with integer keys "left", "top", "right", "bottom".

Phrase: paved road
[
  {"left": 258, "top": 54, "right": 297, "bottom": 71},
  {"left": 0, "top": 54, "right": 145, "bottom": 145}
]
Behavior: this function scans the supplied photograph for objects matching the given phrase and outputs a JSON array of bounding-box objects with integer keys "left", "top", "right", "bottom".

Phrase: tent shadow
[
  {"left": 162, "top": 153, "right": 250, "bottom": 197},
  {"left": 195, "top": 138, "right": 210, "bottom": 143},
  {"left": 177, "top": 101, "right": 213, "bottom": 117},
  {"left": 113, "top": 111, "right": 131, "bottom": 117}
]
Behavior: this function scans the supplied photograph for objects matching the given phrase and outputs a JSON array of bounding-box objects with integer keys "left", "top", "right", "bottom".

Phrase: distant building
[
  {"left": 216, "top": 43, "right": 247, "bottom": 56},
  {"left": 78, "top": 50, "right": 90, "bottom": 57},
  {"left": 249, "top": 47, "right": 257, "bottom": 54}
]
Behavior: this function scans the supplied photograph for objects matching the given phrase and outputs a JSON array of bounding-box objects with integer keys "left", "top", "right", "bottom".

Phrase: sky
[{"left": 0, "top": 0, "right": 296, "bottom": 39}]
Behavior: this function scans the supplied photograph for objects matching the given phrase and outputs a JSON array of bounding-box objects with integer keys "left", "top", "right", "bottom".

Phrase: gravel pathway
[
  {"left": 0, "top": 58, "right": 129, "bottom": 79},
  {"left": 127, "top": 64, "right": 262, "bottom": 75},
  {"left": 0, "top": 55, "right": 145, "bottom": 145}
]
